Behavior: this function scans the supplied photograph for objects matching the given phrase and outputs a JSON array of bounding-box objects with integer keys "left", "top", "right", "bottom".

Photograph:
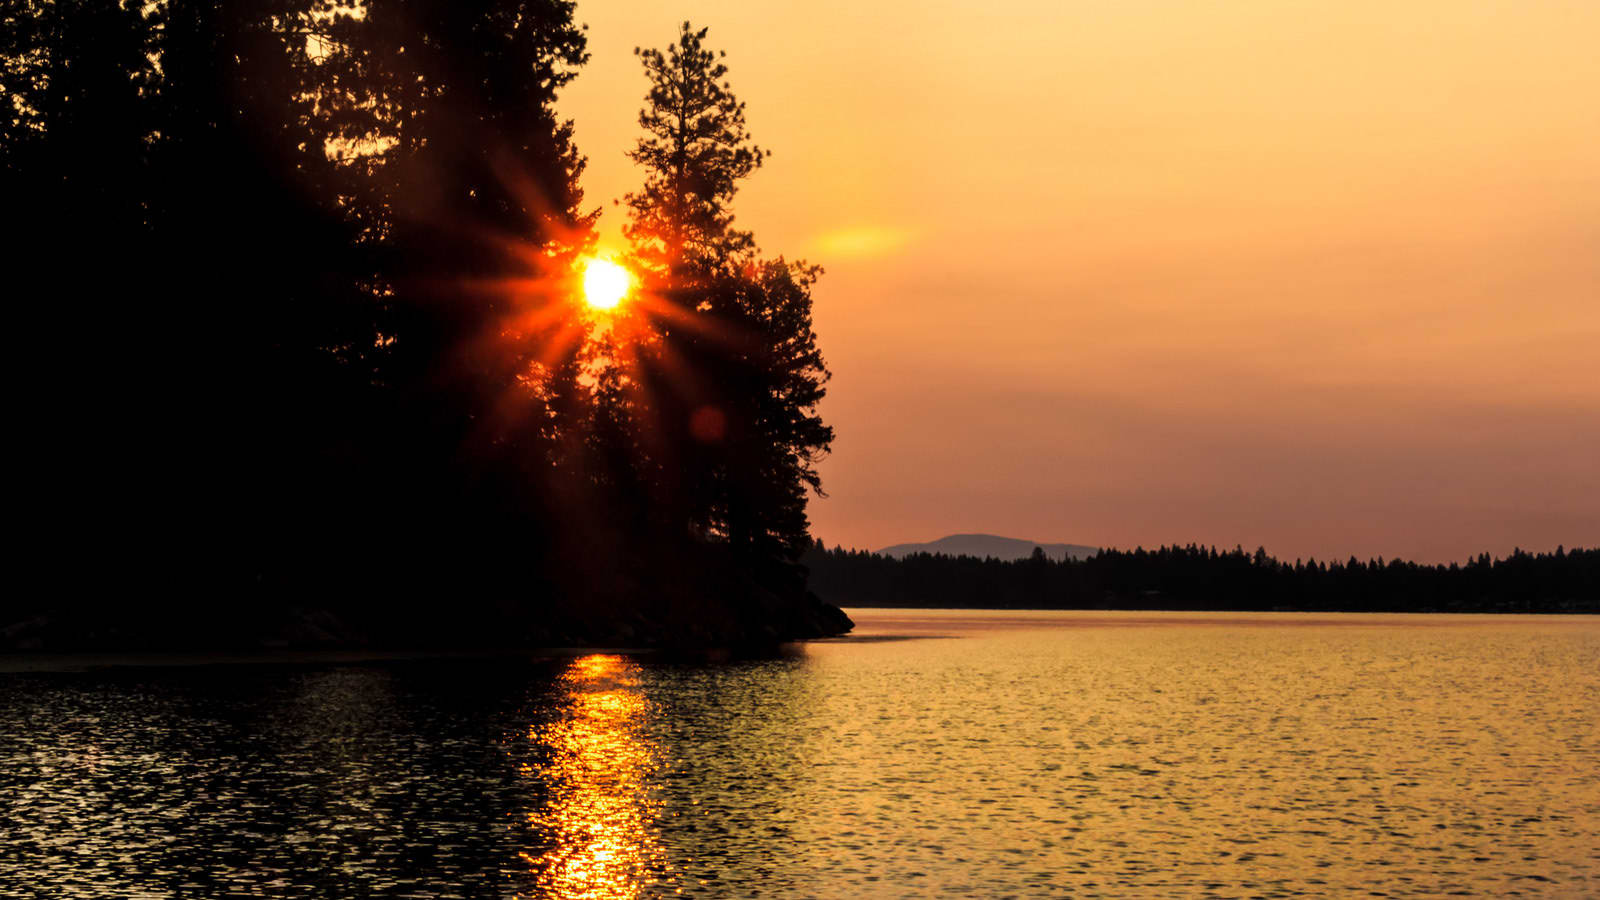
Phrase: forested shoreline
[
  {"left": 3, "top": 4, "right": 847, "bottom": 649},
  {"left": 803, "top": 543, "right": 1599, "bottom": 613}
]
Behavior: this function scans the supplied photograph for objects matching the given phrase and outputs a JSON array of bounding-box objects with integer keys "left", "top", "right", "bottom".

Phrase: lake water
[{"left": 2, "top": 610, "right": 1597, "bottom": 897}]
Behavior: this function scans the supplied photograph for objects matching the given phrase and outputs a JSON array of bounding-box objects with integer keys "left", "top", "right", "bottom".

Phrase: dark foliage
[
  {"left": 591, "top": 22, "right": 834, "bottom": 612},
  {"left": 804, "top": 542, "right": 1599, "bottom": 614},
  {"left": 2, "top": 3, "right": 845, "bottom": 647}
]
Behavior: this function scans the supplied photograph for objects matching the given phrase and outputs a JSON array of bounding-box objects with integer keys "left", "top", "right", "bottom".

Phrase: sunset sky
[{"left": 560, "top": 0, "right": 1599, "bottom": 563}]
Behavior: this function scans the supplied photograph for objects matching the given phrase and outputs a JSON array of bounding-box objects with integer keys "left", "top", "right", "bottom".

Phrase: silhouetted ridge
[{"left": 877, "top": 534, "right": 1098, "bottom": 562}]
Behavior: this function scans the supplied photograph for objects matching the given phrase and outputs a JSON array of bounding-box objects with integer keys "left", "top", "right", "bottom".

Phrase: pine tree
[
  {"left": 304, "top": 0, "right": 598, "bottom": 594},
  {"left": 4, "top": 0, "right": 598, "bottom": 602},
  {"left": 622, "top": 22, "right": 833, "bottom": 587},
  {"left": 624, "top": 22, "right": 763, "bottom": 275}
]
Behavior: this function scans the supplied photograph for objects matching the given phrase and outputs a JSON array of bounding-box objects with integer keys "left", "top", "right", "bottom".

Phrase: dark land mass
[
  {"left": 4, "top": 9, "right": 850, "bottom": 652},
  {"left": 804, "top": 542, "right": 1598, "bottom": 614}
]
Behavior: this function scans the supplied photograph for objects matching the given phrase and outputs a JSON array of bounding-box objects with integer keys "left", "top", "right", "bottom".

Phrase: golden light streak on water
[{"left": 523, "top": 654, "right": 668, "bottom": 899}]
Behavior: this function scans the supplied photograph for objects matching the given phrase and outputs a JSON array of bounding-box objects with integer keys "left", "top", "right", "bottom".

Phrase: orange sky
[{"left": 559, "top": 0, "right": 1600, "bottom": 563}]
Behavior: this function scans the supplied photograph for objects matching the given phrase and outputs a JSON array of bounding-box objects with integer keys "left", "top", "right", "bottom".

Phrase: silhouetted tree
[
  {"left": 138, "top": 1, "right": 376, "bottom": 592},
  {"left": 308, "top": 0, "right": 598, "bottom": 598},
  {"left": 4, "top": 0, "right": 598, "bottom": 628},
  {"left": 617, "top": 22, "right": 833, "bottom": 599},
  {"left": 624, "top": 22, "right": 763, "bottom": 273},
  {"left": 6, "top": 0, "right": 158, "bottom": 573},
  {"left": 2, "top": 5, "right": 854, "bottom": 648},
  {"left": 801, "top": 542, "right": 1599, "bottom": 614}
]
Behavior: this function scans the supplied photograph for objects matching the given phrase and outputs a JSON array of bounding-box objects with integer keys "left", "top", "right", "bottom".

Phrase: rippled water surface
[{"left": 3, "top": 610, "right": 1598, "bottom": 897}]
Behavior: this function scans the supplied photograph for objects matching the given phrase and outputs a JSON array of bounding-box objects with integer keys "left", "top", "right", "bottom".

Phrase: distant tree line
[
  {"left": 802, "top": 543, "right": 1599, "bottom": 614},
  {"left": 3, "top": 4, "right": 836, "bottom": 645}
]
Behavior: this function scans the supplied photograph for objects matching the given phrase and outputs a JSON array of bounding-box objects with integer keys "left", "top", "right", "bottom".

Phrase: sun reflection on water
[{"left": 522, "top": 654, "right": 668, "bottom": 899}]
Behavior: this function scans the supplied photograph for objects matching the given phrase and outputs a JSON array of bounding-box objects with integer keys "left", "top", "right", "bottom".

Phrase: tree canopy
[
  {"left": 624, "top": 23, "right": 763, "bottom": 273},
  {"left": 600, "top": 22, "right": 833, "bottom": 606},
  {"left": 2, "top": 4, "right": 847, "bottom": 647}
]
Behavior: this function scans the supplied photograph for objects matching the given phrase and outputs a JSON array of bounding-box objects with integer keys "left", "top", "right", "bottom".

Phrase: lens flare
[{"left": 582, "top": 257, "right": 630, "bottom": 310}]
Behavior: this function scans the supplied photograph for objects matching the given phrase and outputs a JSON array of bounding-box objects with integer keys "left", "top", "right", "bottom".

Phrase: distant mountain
[{"left": 875, "top": 533, "right": 1099, "bottom": 562}]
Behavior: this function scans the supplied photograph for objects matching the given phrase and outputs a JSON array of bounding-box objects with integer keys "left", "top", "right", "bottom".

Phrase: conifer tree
[
  {"left": 622, "top": 22, "right": 833, "bottom": 588},
  {"left": 3, "top": 0, "right": 598, "bottom": 604},
  {"left": 625, "top": 22, "right": 763, "bottom": 274}
]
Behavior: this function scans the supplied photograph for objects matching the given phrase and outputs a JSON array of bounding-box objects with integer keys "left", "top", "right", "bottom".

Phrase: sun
[{"left": 581, "top": 257, "right": 630, "bottom": 310}]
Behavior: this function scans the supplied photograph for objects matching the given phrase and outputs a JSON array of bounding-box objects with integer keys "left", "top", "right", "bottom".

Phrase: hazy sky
[{"left": 559, "top": 0, "right": 1599, "bottom": 562}]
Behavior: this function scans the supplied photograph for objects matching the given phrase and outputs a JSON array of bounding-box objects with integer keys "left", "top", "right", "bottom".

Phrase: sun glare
[{"left": 582, "top": 257, "right": 630, "bottom": 311}]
